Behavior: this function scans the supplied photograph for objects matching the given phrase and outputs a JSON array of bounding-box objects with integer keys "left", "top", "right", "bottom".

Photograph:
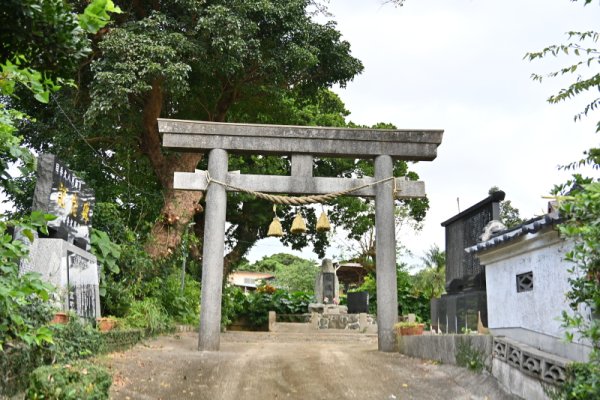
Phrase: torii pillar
[{"left": 160, "top": 119, "right": 444, "bottom": 352}]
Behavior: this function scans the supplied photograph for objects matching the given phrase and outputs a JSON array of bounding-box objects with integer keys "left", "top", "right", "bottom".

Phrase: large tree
[
  {"left": 12, "top": 1, "right": 429, "bottom": 277},
  {"left": 14, "top": 0, "right": 364, "bottom": 259},
  {"left": 86, "top": 0, "right": 364, "bottom": 258}
]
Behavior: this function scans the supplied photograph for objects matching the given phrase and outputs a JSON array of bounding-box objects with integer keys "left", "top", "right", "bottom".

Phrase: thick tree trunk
[
  {"left": 139, "top": 79, "right": 247, "bottom": 261},
  {"left": 140, "top": 79, "right": 204, "bottom": 259}
]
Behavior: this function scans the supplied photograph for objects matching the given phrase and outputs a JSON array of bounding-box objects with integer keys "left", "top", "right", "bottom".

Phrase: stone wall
[{"left": 315, "top": 313, "right": 376, "bottom": 331}]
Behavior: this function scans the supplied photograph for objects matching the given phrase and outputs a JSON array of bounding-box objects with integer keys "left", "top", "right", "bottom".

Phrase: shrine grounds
[{"left": 100, "top": 330, "right": 516, "bottom": 400}]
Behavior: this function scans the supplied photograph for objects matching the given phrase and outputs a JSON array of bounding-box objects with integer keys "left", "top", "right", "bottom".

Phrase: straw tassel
[
  {"left": 290, "top": 212, "right": 307, "bottom": 234},
  {"left": 316, "top": 210, "right": 331, "bottom": 232},
  {"left": 267, "top": 205, "right": 283, "bottom": 237}
]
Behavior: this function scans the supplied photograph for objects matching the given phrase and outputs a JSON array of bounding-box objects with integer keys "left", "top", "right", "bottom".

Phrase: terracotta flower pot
[
  {"left": 398, "top": 323, "right": 424, "bottom": 336},
  {"left": 51, "top": 312, "right": 69, "bottom": 324},
  {"left": 97, "top": 317, "right": 116, "bottom": 332}
]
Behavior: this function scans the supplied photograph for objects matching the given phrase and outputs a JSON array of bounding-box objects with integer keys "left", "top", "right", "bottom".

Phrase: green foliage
[
  {"left": 527, "top": 2, "right": 599, "bottom": 396},
  {"left": 1, "top": 0, "right": 121, "bottom": 102},
  {"left": 0, "top": 212, "right": 57, "bottom": 351},
  {"left": 488, "top": 186, "right": 525, "bottom": 228},
  {"left": 98, "top": 329, "right": 143, "bottom": 354},
  {"left": 221, "top": 286, "right": 312, "bottom": 328},
  {"left": 26, "top": 361, "right": 112, "bottom": 400},
  {"left": 412, "top": 244, "right": 446, "bottom": 299},
  {"left": 352, "top": 274, "right": 378, "bottom": 314},
  {"left": 78, "top": 0, "right": 122, "bottom": 34},
  {"left": 246, "top": 253, "right": 318, "bottom": 292},
  {"left": 0, "top": 105, "right": 35, "bottom": 192},
  {"left": 156, "top": 272, "right": 200, "bottom": 325},
  {"left": 352, "top": 266, "right": 430, "bottom": 323},
  {"left": 122, "top": 298, "right": 173, "bottom": 335},
  {"left": 455, "top": 338, "right": 485, "bottom": 373},
  {"left": 90, "top": 228, "right": 121, "bottom": 297},
  {"left": 221, "top": 285, "right": 247, "bottom": 328},
  {"left": 548, "top": 361, "right": 600, "bottom": 400},
  {"left": 397, "top": 266, "right": 430, "bottom": 324},
  {"left": 557, "top": 181, "right": 600, "bottom": 355},
  {"left": 526, "top": 30, "right": 599, "bottom": 132},
  {"left": 48, "top": 317, "right": 102, "bottom": 363}
]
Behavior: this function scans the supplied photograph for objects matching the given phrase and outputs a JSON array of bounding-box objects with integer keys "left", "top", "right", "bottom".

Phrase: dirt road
[{"left": 101, "top": 331, "right": 515, "bottom": 400}]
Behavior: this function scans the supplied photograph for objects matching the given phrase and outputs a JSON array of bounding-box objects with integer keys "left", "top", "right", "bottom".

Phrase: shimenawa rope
[{"left": 204, "top": 172, "right": 397, "bottom": 205}]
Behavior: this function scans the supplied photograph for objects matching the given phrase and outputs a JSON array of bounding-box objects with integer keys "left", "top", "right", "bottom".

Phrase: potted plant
[
  {"left": 97, "top": 316, "right": 117, "bottom": 332},
  {"left": 394, "top": 321, "right": 425, "bottom": 336},
  {"left": 51, "top": 311, "right": 69, "bottom": 324}
]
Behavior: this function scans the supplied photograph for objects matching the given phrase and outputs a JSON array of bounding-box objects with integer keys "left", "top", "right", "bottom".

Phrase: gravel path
[{"left": 100, "top": 331, "right": 516, "bottom": 400}]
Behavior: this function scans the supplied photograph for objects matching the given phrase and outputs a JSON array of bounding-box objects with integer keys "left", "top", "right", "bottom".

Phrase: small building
[
  {"left": 466, "top": 212, "right": 592, "bottom": 362},
  {"left": 227, "top": 271, "right": 275, "bottom": 292},
  {"left": 335, "top": 262, "right": 367, "bottom": 292}
]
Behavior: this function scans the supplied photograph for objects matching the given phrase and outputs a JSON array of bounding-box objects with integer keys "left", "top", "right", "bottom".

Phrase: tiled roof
[{"left": 465, "top": 214, "right": 561, "bottom": 254}]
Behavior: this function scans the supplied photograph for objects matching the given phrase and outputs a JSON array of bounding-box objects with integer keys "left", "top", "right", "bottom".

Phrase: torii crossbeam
[{"left": 160, "top": 119, "right": 444, "bottom": 352}]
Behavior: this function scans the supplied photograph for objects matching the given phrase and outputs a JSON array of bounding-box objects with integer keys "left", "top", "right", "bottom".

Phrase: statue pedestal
[{"left": 308, "top": 303, "right": 348, "bottom": 315}]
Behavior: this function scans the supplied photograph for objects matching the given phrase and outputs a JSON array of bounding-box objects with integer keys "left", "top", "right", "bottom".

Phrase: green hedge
[
  {"left": 26, "top": 361, "right": 111, "bottom": 400},
  {"left": 98, "top": 329, "right": 144, "bottom": 353}
]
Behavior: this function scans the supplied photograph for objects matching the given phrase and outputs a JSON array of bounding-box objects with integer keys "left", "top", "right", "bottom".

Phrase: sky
[{"left": 246, "top": 0, "right": 600, "bottom": 266}]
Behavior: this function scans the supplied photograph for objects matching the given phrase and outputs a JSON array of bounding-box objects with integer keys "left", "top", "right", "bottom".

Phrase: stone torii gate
[{"left": 159, "top": 119, "right": 444, "bottom": 352}]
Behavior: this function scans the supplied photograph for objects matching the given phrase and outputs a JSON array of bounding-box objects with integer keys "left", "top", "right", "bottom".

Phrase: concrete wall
[
  {"left": 480, "top": 230, "right": 574, "bottom": 344},
  {"left": 397, "top": 334, "right": 493, "bottom": 370},
  {"left": 492, "top": 359, "right": 552, "bottom": 400},
  {"left": 398, "top": 334, "right": 568, "bottom": 400}
]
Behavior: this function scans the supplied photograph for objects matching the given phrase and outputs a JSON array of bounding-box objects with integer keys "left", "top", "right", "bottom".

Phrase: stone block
[{"left": 25, "top": 238, "right": 100, "bottom": 319}]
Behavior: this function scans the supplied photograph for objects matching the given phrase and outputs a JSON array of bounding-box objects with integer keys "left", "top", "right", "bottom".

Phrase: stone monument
[
  {"left": 19, "top": 154, "right": 101, "bottom": 319},
  {"left": 309, "top": 259, "right": 348, "bottom": 315},
  {"left": 314, "top": 259, "right": 340, "bottom": 304},
  {"left": 430, "top": 190, "right": 505, "bottom": 333}
]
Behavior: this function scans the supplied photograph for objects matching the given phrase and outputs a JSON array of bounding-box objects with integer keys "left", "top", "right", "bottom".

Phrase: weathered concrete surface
[
  {"left": 104, "top": 331, "right": 516, "bottom": 400},
  {"left": 375, "top": 155, "right": 398, "bottom": 352},
  {"left": 478, "top": 227, "right": 591, "bottom": 362},
  {"left": 397, "top": 334, "right": 494, "bottom": 370},
  {"left": 493, "top": 359, "right": 552, "bottom": 400},
  {"left": 160, "top": 118, "right": 444, "bottom": 160},
  {"left": 198, "top": 149, "right": 228, "bottom": 351},
  {"left": 174, "top": 170, "right": 426, "bottom": 199}
]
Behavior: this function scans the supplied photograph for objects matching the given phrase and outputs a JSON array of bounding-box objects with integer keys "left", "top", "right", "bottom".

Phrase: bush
[
  {"left": 222, "top": 287, "right": 312, "bottom": 329},
  {"left": 123, "top": 298, "right": 173, "bottom": 335},
  {"left": 549, "top": 360, "right": 600, "bottom": 400},
  {"left": 47, "top": 316, "right": 102, "bottom": 363},
  {"left": 98, "top": 329, "right": 143, "bottom": 353},
  {"left": 26, "top": 361, "right": 112, "bottom": 400},
  {"left": 221, "top": 285, "right": 246, "bottom": 328},
  {"left": 0, "top": 342, "right": 47, "bottom": 396},
  {"left": 158, "top": 273, "right": 200, "bottom": 325}
]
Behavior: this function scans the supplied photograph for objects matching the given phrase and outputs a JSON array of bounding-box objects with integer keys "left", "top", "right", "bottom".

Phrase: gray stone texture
[
  {"left": 313, "top": 259, "right": 339, "bottom": 304},
  {"left": 159, "top": 119, "right": 443, "bottom": 161},
  {"left": 375, "top": 155, "right": 398, "bottom": 352},
  {"left": 198, "top": 149, "right": 228, "bottom": 351},
  {"left": 174, "top": 171, "right": 426, "bottom": 199},
  {"left": 397, "top": 334, "right": 494, "bottom": 370},
  {"left": 25, "top": 238, "right": 100, "bottom": 319}
]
